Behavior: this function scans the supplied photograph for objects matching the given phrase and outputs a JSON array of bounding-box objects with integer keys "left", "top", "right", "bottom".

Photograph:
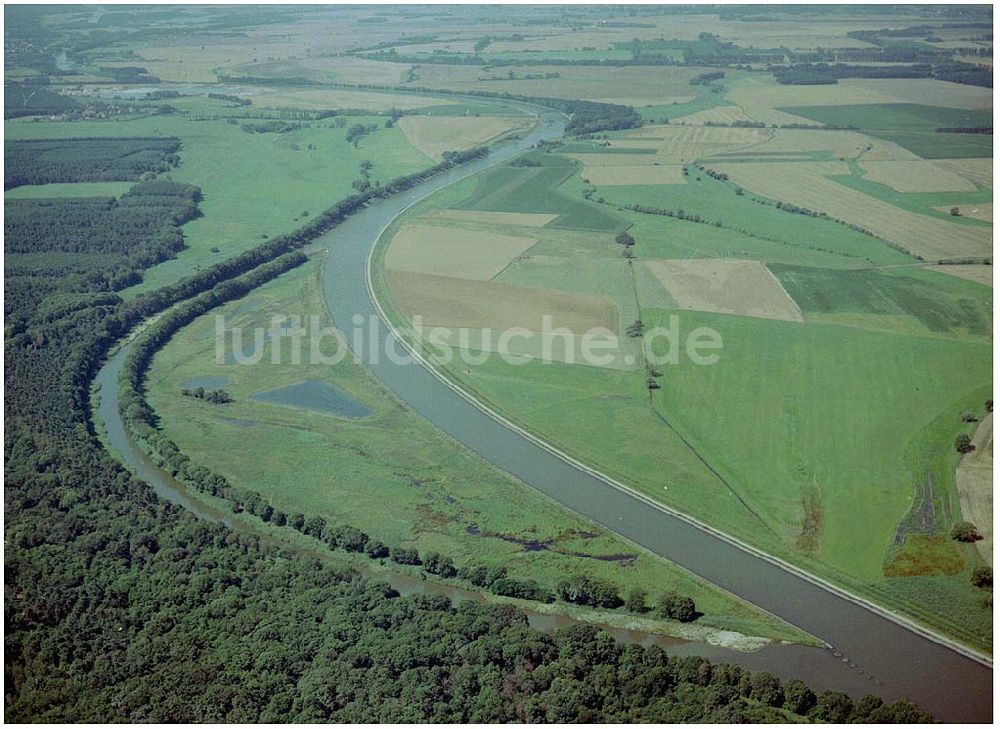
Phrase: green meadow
[{"left": 5, "top": 98, "right": 434, "bottom": 294}]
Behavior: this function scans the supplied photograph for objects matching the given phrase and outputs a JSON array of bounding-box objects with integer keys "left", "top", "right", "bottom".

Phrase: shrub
[
  {"left": 951, "top": 521, "right": 980, "bottom": 542},
  {"left": 971, "top": 565, "right": 993, "bottom": 588}
]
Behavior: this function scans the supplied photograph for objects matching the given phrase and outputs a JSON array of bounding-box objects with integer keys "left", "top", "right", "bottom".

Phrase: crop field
[
  {"left": 860, "top": 161, "right": 979, "bottom": 193},
  {"left": 396, "top": 115, "right": 533, "bottom": 159},
  {"left": 454, "top": 158, "right": 626, "bottom": 232},
  {"left": 385, "top": 223, "right": 538, "bottom": 280},
  {"left": 925, "top": 264, "right": 994, "bottom": 287},
  {"left": 645, "top": 259, "right": 804, "bottom": 322},
  {"left": 780, "top": 104, "right": 994, "bottom": 160},
  {"left": 387, "top": 270, "right": 619, "bottom": 334},
  {"left": 934, "top": 157, "right": 994, "bottom": 188},
  {"left": 143, "top": 259, "right": 805, "bottom": 644},
  {"left": 582, "top": 164, "right": 686, "bottom": 186},
  {"left": 713, "top": 162, "right": 993, "bottom": 260},
  {"left": 5, "top": 103, "right": 433, "bottom": 293}
]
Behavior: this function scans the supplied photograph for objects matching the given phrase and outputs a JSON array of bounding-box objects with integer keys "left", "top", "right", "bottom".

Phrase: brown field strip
[
  {"left": 385, "top": 224, "right": 538, "bottom": 281},
  {"left": 388, "top": 270, "right": 619, "bottom": 334},
  {"left": 645, "top": 258, "right": 803, "bottom": 322}
]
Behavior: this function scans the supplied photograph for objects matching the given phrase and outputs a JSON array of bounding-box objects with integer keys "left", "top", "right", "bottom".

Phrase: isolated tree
[
  {"left": 615, "top": 231, "right": 635, "bottom": 247},
  {"left": 961, "top": 410, "right": 978, "bottom": 422},
  {"left": 950, "top": 206, "right": 961, "bottom": 216},
  {"left": 659, "top": 590, "right": 697, "bottom": 622},
  {"left": 951, "top": 521, "right": 980, "bottom": 542},
  {"left": 955, "top": 433, "right": 974, "bottom": 453},
  {"left": 971, "top": 565, "right": 993, "bottom": 588},
  {"left": 986, "top": 398, "right": 993, "bottom": 413}
]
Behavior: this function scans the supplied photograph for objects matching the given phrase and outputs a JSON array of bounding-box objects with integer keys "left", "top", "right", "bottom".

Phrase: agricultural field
[{"left": 396, "top": 115, "right": 534, "bottom": 159}]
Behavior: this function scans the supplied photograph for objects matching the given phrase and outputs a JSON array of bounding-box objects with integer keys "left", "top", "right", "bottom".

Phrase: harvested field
[
  {"left": 387, "top": 270, "right": 619, "bottom": 334},
  {"left": 432, "top": 209, "right": 558, "bottom": 227},
  {"left": 861, "top": 160, "right": 979, "bottom": 193},
  {"left": 711, "top": 129, "right": 916, "bottom": 162},
  {"left": 925, "top": 264, "right": 994, "bottom": 287},
  {"left": 619, "top": 125, "right": 770, "bottom": 164},
  {"left": 582, "top": 164, "right": 685, "bottom": 186},
  {"left": 714, "top": 162, "right": 994, "bottom": 260},
  {"left": 385, "top": 224, "right": 538, "bottom": 281},
  {"left": 933, "top": 158, "right": 994, "bottom": 188},
  {"left": 956, "top": 413, "right": 993, "bottom": 564},
  {"left": 672, "top": 105, "right": 756, "bottom": 126},
  {"left": 932, "top": 203, "right": 993, "bottom": 223},
  {"left": 397, "top": 115, "right": 533, "bottom": 159},
  {"left": 645, "top": 258, "right": 803, "bottom": 322},
  {"left": 726, "top": 76, "right": 993, "bottom": 126}
]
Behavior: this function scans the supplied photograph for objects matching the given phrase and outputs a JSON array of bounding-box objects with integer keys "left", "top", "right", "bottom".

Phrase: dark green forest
[
  {"left": 4, "top": 129, "right": 932, "bottom": 722},
  {"left": 5, "top": 137, "right": 181, "bottom": 189}
]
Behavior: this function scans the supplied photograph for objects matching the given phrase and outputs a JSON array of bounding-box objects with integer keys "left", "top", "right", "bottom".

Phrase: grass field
[
  {"left": 4, "top": 181, "right": 134, "bottom": 198},
  {"left": 645, "top": 259, "right": 803, "bottom": 322},
  {"left": 455, "top": 155, "right": 626, "bottom": 232},
  {"left": 386, "top": 223, "right": 538, "bottom": 280},
  {"left": 144, "top": 257, "right": 810, "bottom": 645},
  {"left": 5, "top": 101, "right": 434, "bottom": 294}
]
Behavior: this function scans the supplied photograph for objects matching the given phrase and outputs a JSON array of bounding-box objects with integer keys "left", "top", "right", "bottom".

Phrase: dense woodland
[
  {"left": 5, "top": 180, "right": 200, "bottom": 316},
  {"left": 5, "top": 137, "right": 181, "bottom": 189}
]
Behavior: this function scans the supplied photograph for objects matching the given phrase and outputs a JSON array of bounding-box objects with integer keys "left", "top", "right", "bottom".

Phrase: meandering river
[{"left": 95, "top": 105, "right": 991, "bottom": 721}]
